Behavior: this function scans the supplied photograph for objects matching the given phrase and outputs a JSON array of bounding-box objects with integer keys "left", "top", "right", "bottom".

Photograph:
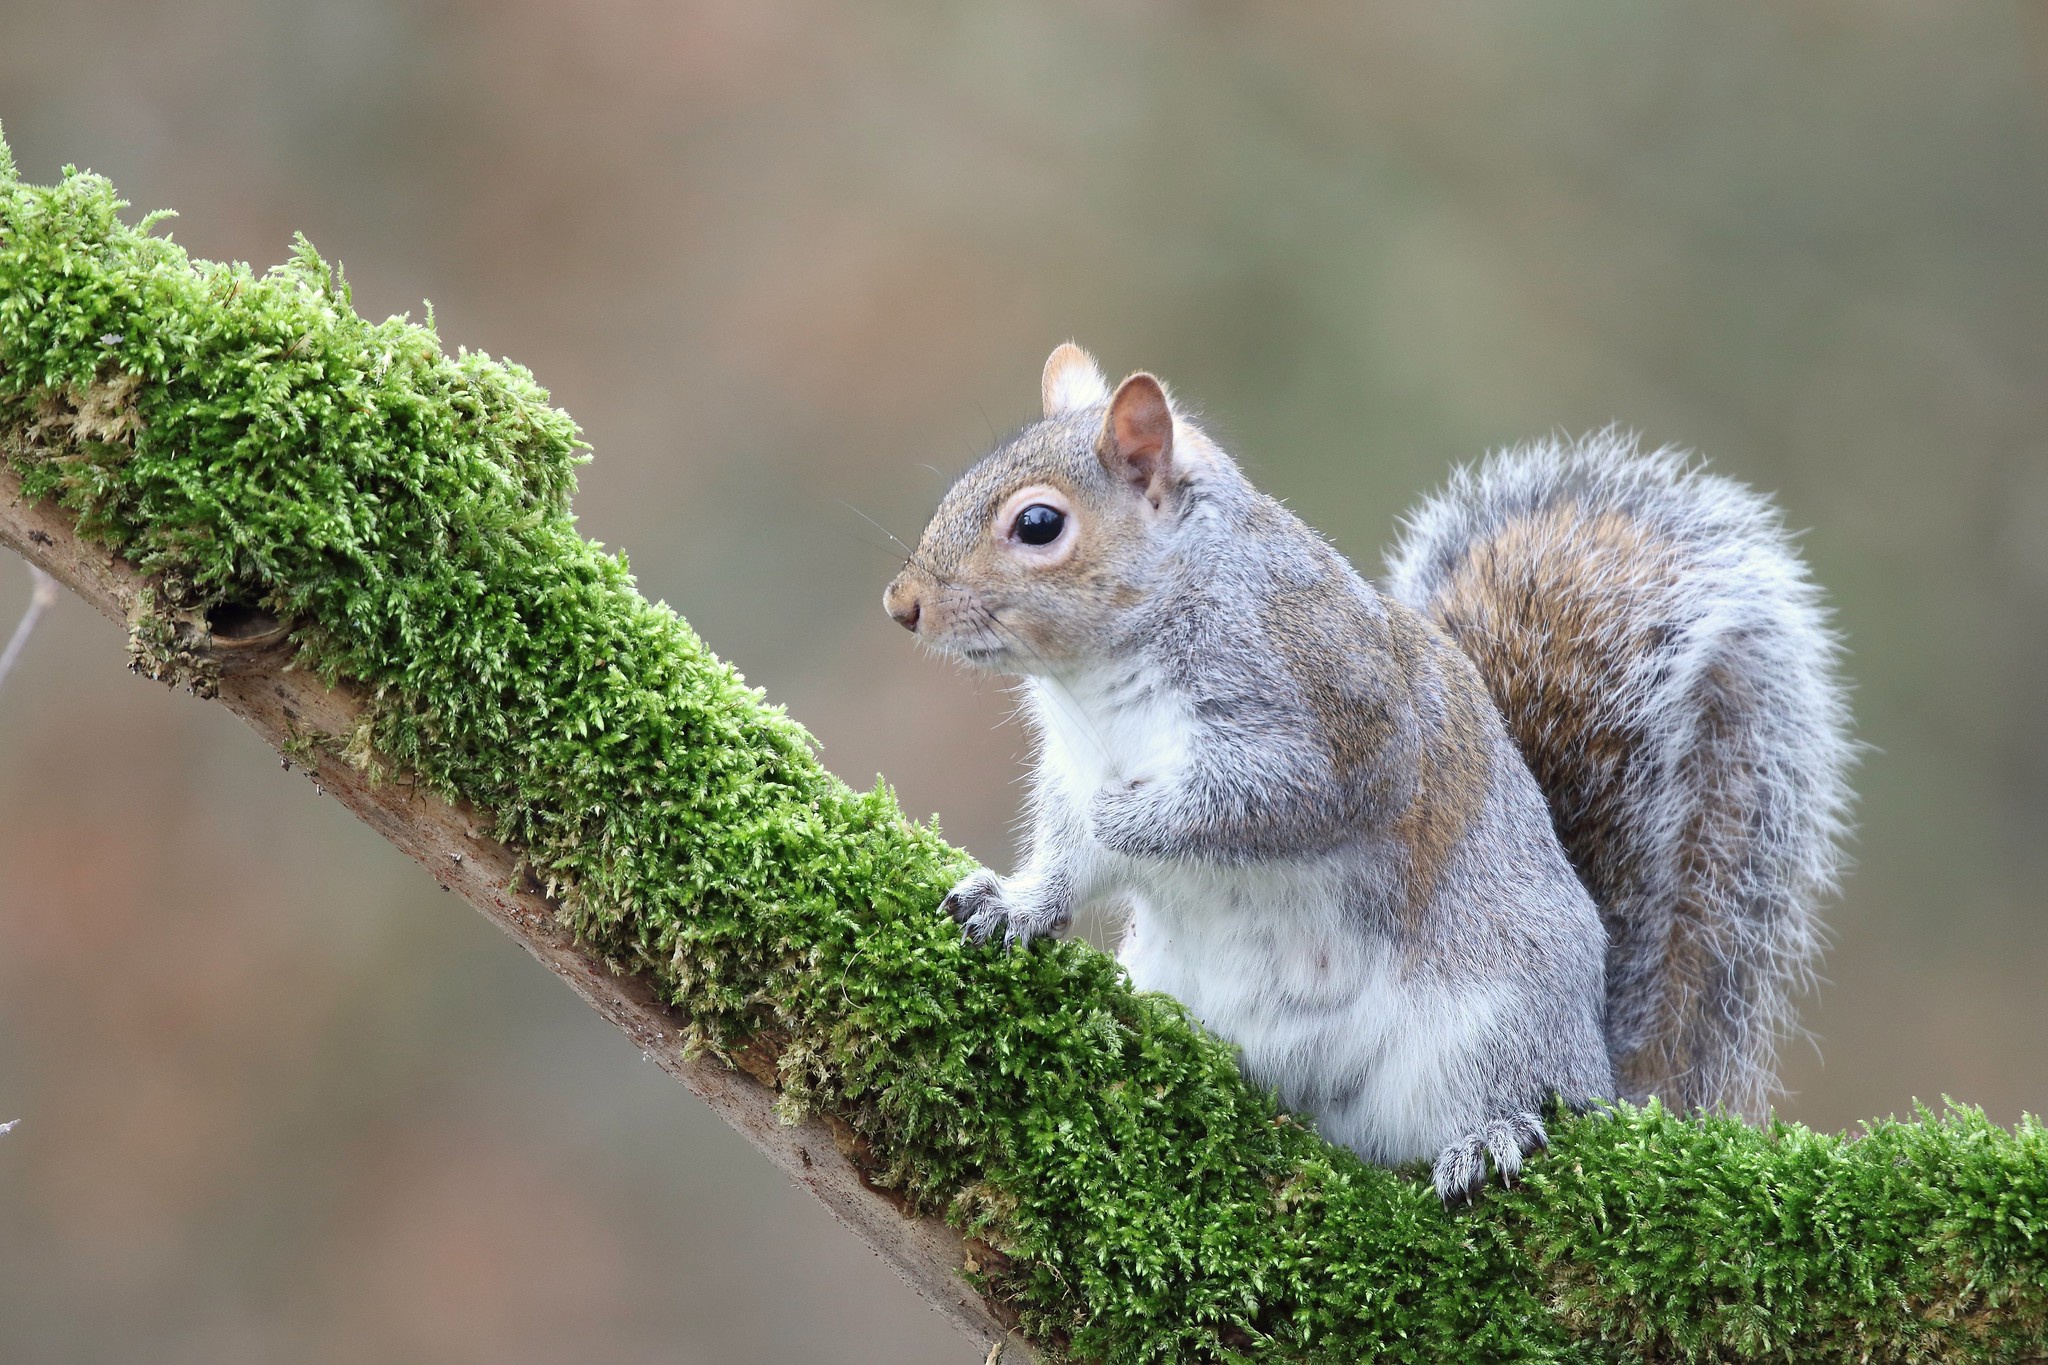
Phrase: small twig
[{"left": 0, "top": 563, "right": 61, "bottom": 697}]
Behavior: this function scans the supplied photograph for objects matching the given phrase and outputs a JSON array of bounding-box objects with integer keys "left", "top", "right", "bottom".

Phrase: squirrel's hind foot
[{"left": 1431, "top": 1111, "right": 1548, "bottom": 1206}]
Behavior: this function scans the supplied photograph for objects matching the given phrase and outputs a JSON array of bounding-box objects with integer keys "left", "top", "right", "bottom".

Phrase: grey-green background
[{"left": 2, "top": 4, "right": 2044, "bottom": 1362}]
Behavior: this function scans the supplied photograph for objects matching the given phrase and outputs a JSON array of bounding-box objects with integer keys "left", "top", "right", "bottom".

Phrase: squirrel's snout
[{"left": 884, "top": 579, "right": 922, "bottom": 633}]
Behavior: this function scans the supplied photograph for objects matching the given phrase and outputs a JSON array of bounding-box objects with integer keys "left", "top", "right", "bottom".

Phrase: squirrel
[{"left": 882, "top": 343, "right": 1852, "bottom": 1204}]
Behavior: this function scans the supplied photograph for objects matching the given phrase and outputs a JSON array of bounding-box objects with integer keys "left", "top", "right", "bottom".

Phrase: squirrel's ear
[
  {"left": 1099, "top": 373, "right": 1175, "bottom": 506},
  {"left": 1041, "top": 342, "right": 1109, "bottom": 418}
]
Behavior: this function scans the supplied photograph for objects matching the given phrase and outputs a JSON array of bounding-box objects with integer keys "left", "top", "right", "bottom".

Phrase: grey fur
[{"left": 889, "top": 375, "right": 1850, "bottom": 1205}]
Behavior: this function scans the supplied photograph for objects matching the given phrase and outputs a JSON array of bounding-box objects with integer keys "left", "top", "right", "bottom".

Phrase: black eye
[{"left": 1013, "top": 503, "right": 1066, "bottom": 546}]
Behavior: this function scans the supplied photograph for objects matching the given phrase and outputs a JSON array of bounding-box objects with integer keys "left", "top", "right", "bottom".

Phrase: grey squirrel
[{"left": 883, "top": 344, "right": 1852, "bottom": 1204}]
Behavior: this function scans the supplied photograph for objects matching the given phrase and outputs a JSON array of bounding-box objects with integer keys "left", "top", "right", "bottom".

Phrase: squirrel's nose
[{"left": 884, "top": 582, "right": 922, "bottom": 633}]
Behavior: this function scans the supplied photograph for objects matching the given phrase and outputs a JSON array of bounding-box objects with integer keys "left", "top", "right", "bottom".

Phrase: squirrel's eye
[{"left": 1013, "top": 503, "right": 1066, "bottom": 546}]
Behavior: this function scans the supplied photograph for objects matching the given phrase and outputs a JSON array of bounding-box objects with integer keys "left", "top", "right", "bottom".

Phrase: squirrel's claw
[
  {"left": 944, "top": 870, "right": 1068, "bottom": 950},
  {"left": 943, "top": 870, "right": 1008, "bottom": 943},
  {"left": 1432, "top": 1136, "right": 1489, "bottom": 1207},
  {"left": 1431, "top": 1111, "right": 1547, "bottom": 1207}
]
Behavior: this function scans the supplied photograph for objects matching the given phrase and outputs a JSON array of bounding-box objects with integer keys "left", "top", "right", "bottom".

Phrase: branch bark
[{"left": 0, "top": 463, "right": 1022, "bottom": 1360}]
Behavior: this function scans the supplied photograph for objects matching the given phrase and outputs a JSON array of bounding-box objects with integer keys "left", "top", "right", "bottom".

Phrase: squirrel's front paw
[
  {"left": 1431, "top": 1112, "right": 1548, "bottom": 1207},
  {"left": 1087, "top": 779, "right": 1156, "bottom": 856},
  {"left": 942, "top": 870, "right": 1069, "bottom": 950}
]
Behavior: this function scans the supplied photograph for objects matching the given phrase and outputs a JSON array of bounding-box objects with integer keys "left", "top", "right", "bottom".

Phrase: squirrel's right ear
[
  {"left": 1098, "top": 373, "right": 1175, "bottom": 508},
  {"left": 1041, "top": 342, "right": 1109, "bottom": 418}
]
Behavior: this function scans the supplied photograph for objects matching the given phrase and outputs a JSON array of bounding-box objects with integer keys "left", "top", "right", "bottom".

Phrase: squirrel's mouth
[
  {"left": 911, "top": 599, "right": 1027, "bottom": 671},
  {"left": 942, "top": 639, "right": 1014, "bottom": 670},
  {"left": 918, "top": 623, "right": 1028, "bottom": 673}
]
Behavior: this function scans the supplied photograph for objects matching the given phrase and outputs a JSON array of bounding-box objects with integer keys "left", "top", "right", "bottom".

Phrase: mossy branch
[{"left": 3, "top": 139, "right": 2045, "bottom": 1364}]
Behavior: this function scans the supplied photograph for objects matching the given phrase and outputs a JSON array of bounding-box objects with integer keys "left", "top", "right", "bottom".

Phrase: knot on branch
[{"left": 126, "top": 588, "right": 292, "bottom": 697}]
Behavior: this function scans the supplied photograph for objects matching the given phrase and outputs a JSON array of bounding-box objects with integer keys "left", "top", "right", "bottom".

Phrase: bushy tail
[{"left": 1384, "top": 433, "right": 1853, "bottom": 1117}]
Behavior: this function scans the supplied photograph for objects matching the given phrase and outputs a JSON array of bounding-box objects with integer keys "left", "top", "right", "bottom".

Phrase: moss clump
[{"left": 3, "top": 137, "right": 2043, "bottom": 1363}]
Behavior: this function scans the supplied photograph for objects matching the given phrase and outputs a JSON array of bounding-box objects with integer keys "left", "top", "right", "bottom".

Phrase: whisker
[
  {"left": 836, "top": 499, "right": 918, "bottom": 558},
  {"left": 828, "top": 526, "right": 922, "bottom": 563}
]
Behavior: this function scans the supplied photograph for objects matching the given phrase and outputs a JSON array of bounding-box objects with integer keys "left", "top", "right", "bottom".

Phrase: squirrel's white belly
[
  {"left": 1032, "top": 671, "right": 1505, "bottom": 1163},
  {"left": 1113, "top": 856, "right": 1505, "bottom": 1166}
]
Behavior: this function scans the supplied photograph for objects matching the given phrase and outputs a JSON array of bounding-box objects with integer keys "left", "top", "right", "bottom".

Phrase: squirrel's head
[{"left": 884, "top": 343, "right": 1225, "bottom": 675}]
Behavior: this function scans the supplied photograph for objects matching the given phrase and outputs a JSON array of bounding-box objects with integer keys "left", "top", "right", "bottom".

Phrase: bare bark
[{"left": 0, "top": 464, "right": 1024, "bottom": 1361}]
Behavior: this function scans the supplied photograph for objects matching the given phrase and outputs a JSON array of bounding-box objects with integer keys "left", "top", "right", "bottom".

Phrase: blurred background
[{"left": 2, "top": 3, "right": 2045, "bottom": 1361}]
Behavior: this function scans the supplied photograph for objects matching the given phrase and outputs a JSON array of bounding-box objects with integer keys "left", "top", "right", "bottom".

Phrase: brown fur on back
[
  {"left": 1263, "top": 569, "right": 1400, "bottom": 779},
  {"left": 1265, "top": 564, "right": 1497, "bottom": 924},
  {"left": 1384, "top": 607, "right": 1497, "bottom": 921}
]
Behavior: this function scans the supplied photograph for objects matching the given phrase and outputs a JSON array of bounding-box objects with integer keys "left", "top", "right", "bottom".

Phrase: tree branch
[{"left": 0, "top": 461, "right": 1021, "bottom": 1358}]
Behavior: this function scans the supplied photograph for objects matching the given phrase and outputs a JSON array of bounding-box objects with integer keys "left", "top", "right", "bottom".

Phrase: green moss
[{"left": 3, "top": 137, "right": 2043, "bottom": 1364}]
